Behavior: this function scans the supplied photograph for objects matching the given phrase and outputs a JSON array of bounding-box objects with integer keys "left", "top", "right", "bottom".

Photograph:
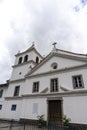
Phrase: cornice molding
[
  {"left": 56, "top": 48, "right": 87, "bottom": 57},
  {"left": 25, "top": 52, "right": 87, "bottom": 77},
  {"left": 15, "top": 46, "right": 43, "bottom": 59},
  {"left": 5, "top": 89, "right": 87, "bottom": 100},
  {"left": 5, "top": 96, "right": 22, "bottom": 100},
  {"left": 54, "top": 53, "right": 87, "bottom": 62},
  {"left": 9, "top": 78, "right": 25, "bottom": 83},
  {"left": 26, "top": 64, "right": 87, "bottom": 79},
  {"left": 12, "top": 60, "right": 36, "bottom": 68},
  {"left": 22, "top": 89, "right": 87, "bottom": 98}
]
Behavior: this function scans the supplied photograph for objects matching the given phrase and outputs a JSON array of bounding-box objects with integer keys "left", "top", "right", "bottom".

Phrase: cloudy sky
[{"left": 0, "top": 0, "right": 87, "bottom": 83}]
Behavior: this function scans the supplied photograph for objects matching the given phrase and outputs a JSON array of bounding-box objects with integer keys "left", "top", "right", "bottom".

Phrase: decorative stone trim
[
  {"left": 5, "top": 96, "right": 22, "bottom": 100},
  {"left": 12, "top": 60, "right": 36, "bottom": 68},
  {"left": 5, "top": 89, "right": 87, "bottom": 100},
  {"left": 26, "top": 64, "right": 87, "bottom": 78},
  {"left": 21, "top": 89, "right": 87, "bottom": 98},
  {"left": 9, "top": 78, "right": 25, "bottom": 83},
  {"left": 25, "top": 51, "right": 87, "bottom": 77},
  {"left": 60, "top": 86, "right": 70, "bottom": 91},
  {"left": 15, "top": 46, "right": 43, "bottom": 59}
]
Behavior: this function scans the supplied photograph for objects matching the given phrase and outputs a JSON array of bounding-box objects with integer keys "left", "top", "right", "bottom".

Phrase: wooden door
[{"left": 48, "top": 100, "right": 62, "bottom": 123}]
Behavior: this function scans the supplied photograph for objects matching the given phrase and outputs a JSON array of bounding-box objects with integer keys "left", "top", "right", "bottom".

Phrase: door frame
[{"left": 47, "top": 97, "right": 63, "bottom": 124}]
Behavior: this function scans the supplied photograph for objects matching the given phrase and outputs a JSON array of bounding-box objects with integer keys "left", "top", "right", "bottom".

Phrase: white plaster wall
[
  {"left": 0, "top": 87, "right": 9, "bottom": 118},
  {"left": 0, "top": 97, "right": 46, "bottom": 120},
  {"left": 31, "top": 51, "right": 42, "bottom": 63},
  {"left": 1, "top": 95, "right": 87, "bottom": 122},
  {"left": 3, "top": 66, "right": 87, "bottom": 122},
  {"left": 24, "top": 74, "right": 63, "bottom": 94},
  {"left": 0, "top": 100, "right": 22, "bottom": 120},
  {"left": 11, "top": 50, "right": 42, "bottom": 81},
  {"left": 63, "top": 96, "right": 87, "bottom": 124},
  {"left": 33, "top": 56, "right": 85, "bottom": 75},
  {"left": 1, "top": 50, "right": 87, "bottom": 123},
  {"left": 15, "top": 51, "right": 42, "bottom": 65},
  {"left": 5, "top": 81, "right": 25, "bottom": 97},
  {"left": 10, "top": 64, "right": 33, "bottom": 81},
  {"left": 0, "top": 101, "right": 5, "bottom": 119},
  {"left": 20, "top": 98, "right": 47, "bottom": 120},
  {"left": 15, "top": 51, "right": 34, "bottom": 65},
  {"left": 20, "top": 95, "right": 87, "bottom": 123},
  {"left": 59, "top": 68, "right": 87, "bottom": 91},
  {"left": 0, "top": 87, "right": 8, "bottom": 102},
  {"left": 24, "top": 68, "right": 87, "bottom": 94}
]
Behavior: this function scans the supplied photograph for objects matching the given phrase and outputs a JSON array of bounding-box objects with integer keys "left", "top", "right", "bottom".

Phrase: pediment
[{"left": 25, "top": 51, "right": 87, "bottom": 77}]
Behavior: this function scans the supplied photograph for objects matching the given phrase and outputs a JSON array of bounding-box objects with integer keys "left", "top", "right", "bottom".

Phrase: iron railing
[{"left": 0, "top": 120, "right": 87, "bottom": 130}]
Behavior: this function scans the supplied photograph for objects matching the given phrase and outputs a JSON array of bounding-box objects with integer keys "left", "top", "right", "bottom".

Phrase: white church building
[{"left": 0, "top": 43, "right": 87, "bottom": 124}]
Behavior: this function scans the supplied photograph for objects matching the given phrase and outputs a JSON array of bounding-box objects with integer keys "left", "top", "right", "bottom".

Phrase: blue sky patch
[
  {"left": 74, "top": 0, "right": 87, "bottom": 12},
  {"left": 74, "top": 6, "right": 80, "bottom": 12},
  {"left": 81, "top": 0, "right": 87, "bottom": 6}
]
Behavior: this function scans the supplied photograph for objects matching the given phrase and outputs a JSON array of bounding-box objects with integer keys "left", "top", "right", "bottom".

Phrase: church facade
[{"left": 0, "top": 44, "right": 87, "bottom": 124}]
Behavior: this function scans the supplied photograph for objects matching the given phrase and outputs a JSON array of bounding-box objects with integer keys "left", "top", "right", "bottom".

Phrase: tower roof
[{"left": 15, "top": 44, "right": 43, "bottom": 59}]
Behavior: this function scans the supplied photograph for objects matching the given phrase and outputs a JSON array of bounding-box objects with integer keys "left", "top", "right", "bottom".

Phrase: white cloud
[{"left": 0, "top": 0, "right": 87, "bottom": 83}]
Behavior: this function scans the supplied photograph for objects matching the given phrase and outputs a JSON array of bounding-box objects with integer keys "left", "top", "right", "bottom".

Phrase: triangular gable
[
  {"left": 15, "top": 44, "right": 43, "bottom": 59},
  {"left": 25, "top": 50, "right": 87, "bottom": 77}
]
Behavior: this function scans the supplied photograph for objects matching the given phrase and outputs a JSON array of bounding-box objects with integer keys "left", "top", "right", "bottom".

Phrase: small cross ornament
[{"left": 52, "top": 42, "right": 57, "bottom": 48}]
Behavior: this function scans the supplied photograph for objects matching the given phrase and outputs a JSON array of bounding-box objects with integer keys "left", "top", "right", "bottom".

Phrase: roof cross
[{"left": 52, "top": 42, "right": 57, "bottom": 48}]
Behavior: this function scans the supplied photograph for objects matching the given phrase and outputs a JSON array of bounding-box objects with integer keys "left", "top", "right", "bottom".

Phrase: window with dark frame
[
  {"left": 24, "top": 55, "right": 28, "bottom": 62},
  {"left": 33, "top": 82, "right": 39, "bottom": 93},
  {"left": 36, "top": 57, "right": 39, "bottom": 64},
  {"left": 14, "top": 86, "right": 20, "bottom": 96},
  {"left": 0, "top": 105, "right": 2, "bottom": 110},
  {"left": 72, "top": 75, "right": 84, "bottom": 89},
  {"left": 18, "top": 57, "right": 22, "bottom": 64},
  {"left": 50, "top": 78, "right": 58, "bottom": 92},
  {"left": 11, "top": 104, "right": 17, "bottom": 111},
  {"left": 0, "top": 90, "right": 3, "bottom": 98}
]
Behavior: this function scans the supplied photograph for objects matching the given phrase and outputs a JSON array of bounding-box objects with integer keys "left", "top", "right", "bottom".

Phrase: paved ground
[{"left": 0, "top": 122, "right": 23, "bottom": 130}]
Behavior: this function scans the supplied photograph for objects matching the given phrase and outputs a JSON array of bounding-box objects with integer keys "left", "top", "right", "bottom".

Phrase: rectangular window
[
  {"left": 0, "top": 105, "right": 2, "bottom": 110},
  {"left": 11, "top": 104, "right": 17, "bottom": 111},
  {"left": 0, "top": 90, "right": 3, "bottom": 98},
  {"left": 32, "top": 82, "right": 39, "bottom": 93},
  {"left": 14, "top": 86, "right": 20, "bottom": 96},
  {"left": 50, "top": 78, "right": 58, "bottom": 92},
  {"left": 72, "top": 75, "right": 84, "bottom": 89}
]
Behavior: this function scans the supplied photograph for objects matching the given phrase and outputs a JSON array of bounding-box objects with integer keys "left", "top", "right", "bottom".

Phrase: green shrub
[{"left": 63, "top": 115, "right": 71, "bottom": 126}]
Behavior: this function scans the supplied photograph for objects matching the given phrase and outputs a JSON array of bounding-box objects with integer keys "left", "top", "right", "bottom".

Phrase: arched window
[
  {"left": 24, "top": 55, "right": 28, "bottom": 62},
  {"left": 18, "top": 57, "right": 22, "bottom": 64},
  {"left": 36, "top": 57, "right": 39, "bottom": 64}
]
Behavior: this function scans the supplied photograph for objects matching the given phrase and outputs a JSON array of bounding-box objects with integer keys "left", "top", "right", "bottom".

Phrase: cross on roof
[{"left": 52, "top": 42, "right": 57, "bottom": 48}]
